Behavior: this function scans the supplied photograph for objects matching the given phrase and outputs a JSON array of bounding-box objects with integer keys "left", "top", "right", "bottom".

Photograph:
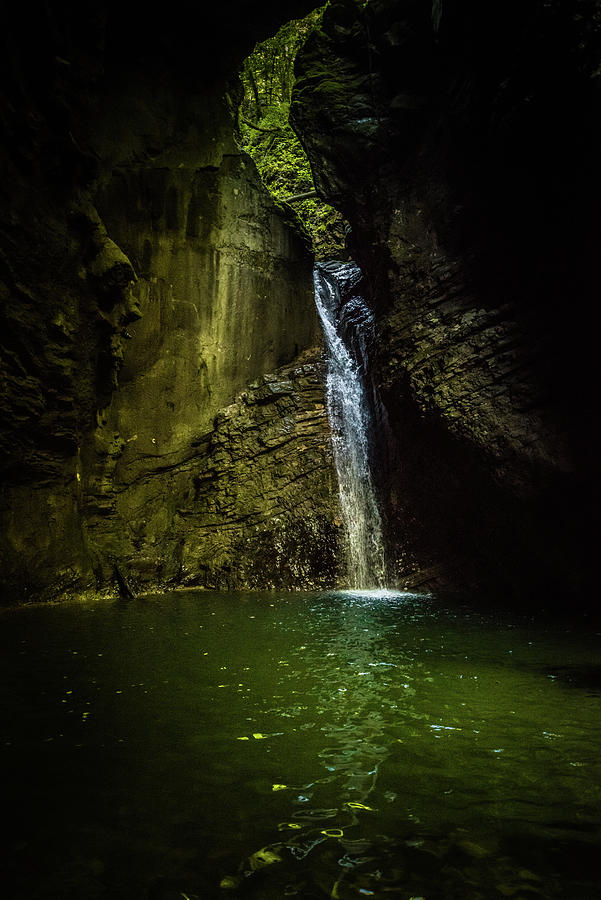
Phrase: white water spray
[{"left": 314, "top": 261, "right": 386, "bottom": 589}]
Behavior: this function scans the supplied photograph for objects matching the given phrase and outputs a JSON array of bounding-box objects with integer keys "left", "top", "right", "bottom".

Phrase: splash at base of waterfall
[{"left": 314, "top": 261, "right": 387, "bottom": 589}]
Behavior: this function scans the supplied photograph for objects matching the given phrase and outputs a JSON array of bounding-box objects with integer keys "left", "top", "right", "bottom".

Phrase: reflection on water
[{"left": 1, "top": 590, "right": 600, "bottom": 899}]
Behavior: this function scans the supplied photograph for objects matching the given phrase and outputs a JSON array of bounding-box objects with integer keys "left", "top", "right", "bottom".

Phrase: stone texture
[
  {"left": 292, "top": 0, "right": 601, "bottom": 599},
  {"left": 3, "top": 0, "right": 599, "bottom": 605},
  {"left": 95, "top": 153, "right": 318, "bottom": 468},
  {"left": 87, "top": 350, "right": 344, "bottom": 592},
  {"left": 0, "top": 1, "right": 337, "bottom": 603}
]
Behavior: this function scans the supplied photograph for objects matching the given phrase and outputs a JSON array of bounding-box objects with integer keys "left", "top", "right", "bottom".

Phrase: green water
[{"left": 1, "top": 590, "right": 600, "bottom": 899}]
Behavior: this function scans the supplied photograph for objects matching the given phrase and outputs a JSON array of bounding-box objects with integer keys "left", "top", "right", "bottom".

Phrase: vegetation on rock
[{"left": 237, "top": 7, "right": 347, "bottom": 259}]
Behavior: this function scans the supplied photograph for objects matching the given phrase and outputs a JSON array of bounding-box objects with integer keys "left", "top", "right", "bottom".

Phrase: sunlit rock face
[
  {"left": 173, "top": 351, "right": 343, "bottom": 591},
  {"left": 88, "top": 349, "right": 344, "bottom": 592},
  {"left": 87, "top": 132, "right": 322, "bottom": 592},
  {"left": 292, "top": 0, "right": 600, "bottom": 598},
  {"left": 0, "top": 0, "right": 332, "bottom": 602}
]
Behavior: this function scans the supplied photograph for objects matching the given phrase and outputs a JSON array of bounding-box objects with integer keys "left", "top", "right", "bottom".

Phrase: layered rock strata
[
  {"left": 86, "top": 350, "right": 343, "bottom": 593},
  {"left": 292, "top": 0, "right": 600, "bottom": 598},
  {"left": 0, "top": 1, "right": 337, "bottom": 603}
]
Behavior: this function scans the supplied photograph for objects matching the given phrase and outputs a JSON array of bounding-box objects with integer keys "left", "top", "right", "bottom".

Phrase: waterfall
[{"left": 314, "top": 261, "right": 387, "bottom": 589}]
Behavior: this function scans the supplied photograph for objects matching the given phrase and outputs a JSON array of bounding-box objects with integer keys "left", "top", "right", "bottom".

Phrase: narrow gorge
[
  {"left": 2, "top": 4, "right": 601, "bottom": 898},
  {"left": 2, "top": 0, "right": 598, "bottom": 609}
]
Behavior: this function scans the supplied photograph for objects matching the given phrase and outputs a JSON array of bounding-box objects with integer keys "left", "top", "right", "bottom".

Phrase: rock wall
[
  {"left": 86, "top": 349, "right": 343, "bottom": 593},
  {"left": 6, "top": 0, "right": 597, "bottom": 604},
  {"left": 0, "top": 0, "right": 341, "bottom": 603},
  {"left": 163, "top": 352, "right": 342, "bottom": 591},
  {"left": 292, "top": 0, "right": 600, "bottom": 600},
  {"left": 95, "top": 155, "right": 317, "bottom": 456}
]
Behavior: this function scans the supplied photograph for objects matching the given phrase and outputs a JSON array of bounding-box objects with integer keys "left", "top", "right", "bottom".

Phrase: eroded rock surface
[
  {"left": 0, "top": 1, "right": 336, "bottom": 602},
  {"left": 82, "top": 349, "right": 343, "bottom": 594},
  {"left": 293, "top": 0, "right": 600, "bottom": 598}
]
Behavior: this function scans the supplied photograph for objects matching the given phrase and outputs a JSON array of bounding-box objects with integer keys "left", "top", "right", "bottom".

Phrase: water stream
[{"left": 314, "top": 262, "right": 386, "bottom": 589}]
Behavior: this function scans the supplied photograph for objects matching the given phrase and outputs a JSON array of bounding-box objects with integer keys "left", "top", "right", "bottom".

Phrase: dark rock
[
  {"left": 3, "top": 0, "right": 598, "bottom": 605},
  {"left": 165, "top": 350, "right": 345, "bottom": 591},
  {"left": 0, "top": 1, "right": 327, "bottom": 604},
  {"left": 292, "top": 0, "right": 601, "bottom": 603}
]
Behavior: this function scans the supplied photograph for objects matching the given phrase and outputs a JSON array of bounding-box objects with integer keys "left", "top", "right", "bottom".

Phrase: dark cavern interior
[{"left": 1, "top": 1, "right": 600, "bottom": 898}]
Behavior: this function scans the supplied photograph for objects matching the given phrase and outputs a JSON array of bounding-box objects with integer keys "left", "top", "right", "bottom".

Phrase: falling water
[{"left": 314, "top": 261, "right": 386, "bottom": 589}]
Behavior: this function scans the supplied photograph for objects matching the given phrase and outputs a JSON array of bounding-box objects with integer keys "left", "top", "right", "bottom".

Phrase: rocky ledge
[
  {"left": 292, "top": 0, "right": 600, "bottom": 600},
  {"left": 84, "top": 348, "right": 344, "bottom": 597}
]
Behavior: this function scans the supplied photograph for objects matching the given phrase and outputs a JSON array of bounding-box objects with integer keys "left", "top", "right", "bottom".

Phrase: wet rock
[
  {"left": 170, "top": 350, "right": 345, "bottom": 590},
  {"left": 0, "top": 3, "right": 320, "bottom": 603},
  {"left": 49, "top": 348, "right": 344, "bottom": 595},
  {"left": 292, "top": 0, "right": 600, "bottom": 602}
]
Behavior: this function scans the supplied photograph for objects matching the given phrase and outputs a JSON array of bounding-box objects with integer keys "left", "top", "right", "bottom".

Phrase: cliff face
[
  {"left": 0, "top": 1, "right": 342, "bottom": 602},
  {"left": 292, "top": 0, "right": 600, "bottom": 598},
  {"left": 87, "top": 348, "right": 343, "bottom": 594},
  {"left": 3, "top": 0, "right": 598, "bottom": 604},
  {"left": 167, "top": 352, "right": 342, "bottom": 591}
]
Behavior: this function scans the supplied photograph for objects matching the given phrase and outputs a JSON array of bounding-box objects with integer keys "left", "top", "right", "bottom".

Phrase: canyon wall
[
  {"left": 292, "top": 0, "right": 600, "bottom": 599},
  {"left": 2, "top": 0, "right": 598, "bottom": 604},
  {"left": 0, "top": 1, "right": 342, "bottom": 602}
]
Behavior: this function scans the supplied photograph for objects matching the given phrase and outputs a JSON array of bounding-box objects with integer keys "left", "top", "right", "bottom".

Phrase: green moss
[{"left": 237, "top": 8, "right": 347, "bottom": 259}]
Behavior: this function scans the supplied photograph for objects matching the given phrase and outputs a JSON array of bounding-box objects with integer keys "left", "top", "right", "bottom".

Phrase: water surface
[{"left": 2, "top": 590, "right": 600, "bottom": 899}]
